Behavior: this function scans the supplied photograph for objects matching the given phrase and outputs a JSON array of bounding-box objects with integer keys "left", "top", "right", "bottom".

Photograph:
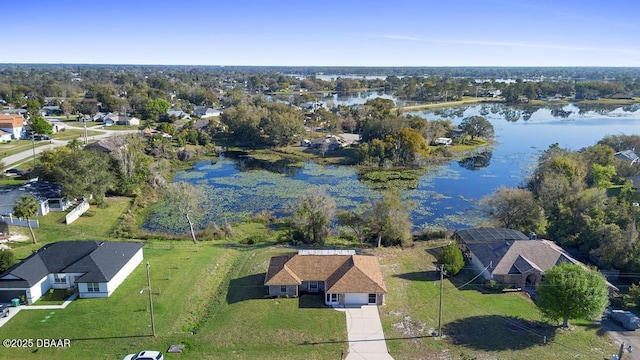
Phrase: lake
[{"left": 145, "top": 103, "right": 640, "bottom": 233}]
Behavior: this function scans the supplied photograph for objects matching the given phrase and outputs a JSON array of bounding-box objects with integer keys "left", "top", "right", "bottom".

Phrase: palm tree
[
  {"left": 66, "top": 138, "right": 82, "bottom": 151},
  {"left": 13, "top": 195, "right": 39, "bottom": 244}
]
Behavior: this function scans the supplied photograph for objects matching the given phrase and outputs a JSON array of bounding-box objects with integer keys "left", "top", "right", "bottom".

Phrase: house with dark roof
[
  {"left": 454, "top": 228, "right": 583, "bottom": 289},
  {"left": 0, "top": 181, "right": 73, "bottom": 216},
  {"left": 615, "top": 150, "right": 639, "bottom": 165},
  {"left": 264, "top": 250, "right": 387, "bottom": 306},
  {"left": 0, "top": 241, "right": 143, "bottom": 303}
]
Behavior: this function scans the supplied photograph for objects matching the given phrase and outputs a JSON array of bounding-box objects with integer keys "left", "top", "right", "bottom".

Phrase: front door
[{"left": 326, "top": 293, "right": 338, "bottom": 305}]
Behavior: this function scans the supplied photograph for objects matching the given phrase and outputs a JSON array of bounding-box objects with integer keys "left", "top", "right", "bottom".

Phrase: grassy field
[
  {"left": 0, "top": 140, "right": 51, "bottom": 160},
  {"left": 377, "top": 243, "right": 618, "bottom": 359},
  {"left": 0, "top": 197, "right": 619, "bottom": 359}
]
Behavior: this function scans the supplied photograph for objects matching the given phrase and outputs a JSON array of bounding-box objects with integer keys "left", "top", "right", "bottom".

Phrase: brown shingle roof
[
  {"left": 0, "top": 114, "right": 24, "bottom": 128},
  {"left": 491, "top": 240, "right": 580, "bottom": 276},
  {"left": 264, "top": 254, "right": 387, "bottom": 294}
]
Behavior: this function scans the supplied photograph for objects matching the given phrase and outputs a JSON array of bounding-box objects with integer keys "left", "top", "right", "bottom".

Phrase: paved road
[
  {"left": 336, "top": 305, "right": 394, "bottom": 360},
  {"left": 2, "top": 124, "right": 138, "bottom": 170}
]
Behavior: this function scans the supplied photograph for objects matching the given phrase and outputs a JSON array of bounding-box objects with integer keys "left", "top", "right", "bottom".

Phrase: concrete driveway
[
  {"left": 336, "top": 305, "right": 394, "bottom": 360},
  {"left": 601, "top": 316, "right": 640, "bottom": 360}
]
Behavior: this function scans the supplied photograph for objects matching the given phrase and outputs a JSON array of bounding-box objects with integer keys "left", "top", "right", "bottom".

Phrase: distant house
[
  {"left": 0, "top": 241, "right": 143, "bottom": 303},
  {"left": 435, "top": 137, "right": 452, "bottom": 146},
  {"left": 0, "top": 114, "right": 24, "bottom": 140},
  {"left": 0, "top": 181, "right": 73, "bottom": 216},
  {"left": 609, "top": 93, "right": 634, "bottom": 100},
  {"left": 193, "top": 106, "right": 222, "bottom": 118},
  {"left": 0, "top": 129, "right": 12, "bottom": 142},
  {"left": 39, "top": 106, "right": 62, "bottom": 116},
  {"left": 455, "top": 228, "right": 618, "bottom": 291},
  {"left": 310, "top": 135, "right": 345, "bottom": 151},
  {"left": 167, "top": 109, "right": 191, "bottom": 119},
  {"left": 142, "top": 128, "right": 172, "bottom": 140},
  {"left": 264, "top": 250, "right": 387, "bottom": 306},
  {"left": 114, "top": 116, "right": 140, "bottom": 127},
  {"left": 44, "top": 117, "right": 67, "bottom": 133},
  {"left": 614, "top": 150, "right": 639, "bottom": 165},
  {"left": 84, "top": 137, "right": 124, "bottom": 154}
]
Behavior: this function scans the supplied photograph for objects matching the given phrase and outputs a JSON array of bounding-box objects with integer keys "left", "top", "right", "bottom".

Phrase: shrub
[
  {"left": 0, "top": 250, "right": 15, "bottom": 272},
  {"left": 484, "top": 279, "right": 506, "bottom": 291},
  {"left": 437, "top": 243, "right": 464, "bottom": 276}
]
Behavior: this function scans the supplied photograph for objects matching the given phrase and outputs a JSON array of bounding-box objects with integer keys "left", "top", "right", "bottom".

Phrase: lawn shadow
[
  {"left": 70, "top": 334, "right": 152, "bottom": 341},
  {"left": 444, "top": 315, "right": 554, "bottom": 351},
  {"left": 447, "top": 267, "right": 495, "bottom": 293},
  {"left": 298, "top": 294, "right": 328, "bottom": 309},
  {"left": 226, "top": 273, "right": 268, "bottom": 304},
  {"left": 393, "top": 270, "right": 439, "bottom": 282}
]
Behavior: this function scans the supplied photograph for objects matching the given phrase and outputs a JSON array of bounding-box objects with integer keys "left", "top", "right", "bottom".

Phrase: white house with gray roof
[{"left": 0, "top": 241, "right": 143, "bottom": 303}]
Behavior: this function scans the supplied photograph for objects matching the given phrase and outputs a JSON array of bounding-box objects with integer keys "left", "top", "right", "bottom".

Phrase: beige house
[
  {"left": 455, "top": 228, "right": 582, "bottom": 289},
  {"left": 265, "top": 250, "right": 387, "bottom": 306}
]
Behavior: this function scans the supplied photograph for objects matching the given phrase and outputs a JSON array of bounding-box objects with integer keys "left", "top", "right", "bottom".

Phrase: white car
[{"left": 123, "top": 350, "right": 164, "bottom": 360}]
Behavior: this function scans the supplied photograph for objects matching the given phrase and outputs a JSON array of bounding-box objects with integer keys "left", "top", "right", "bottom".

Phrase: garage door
[
  {"left": 344, "top": 293, "right": 368, "bottom": 305},
  {"left": 0, "top": 290, "right": 26, "bottom": 303}
]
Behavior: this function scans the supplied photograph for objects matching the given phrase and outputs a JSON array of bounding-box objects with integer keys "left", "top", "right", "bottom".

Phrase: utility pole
[
  {"left": 83, "top": 118, "right": 88, "bottom": 144},
  {"left": 146, "top": 262, "right": 156, "bottom": 337},
  {"left": 31, "top": 137, "right": 36, "bottom": 167},
  {"left": 438, "top": 264, "right": 445, "bottom": 337}
]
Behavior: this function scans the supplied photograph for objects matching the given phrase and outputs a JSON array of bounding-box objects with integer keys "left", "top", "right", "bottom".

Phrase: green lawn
[
  {"left": 53, "top": 129, "right": 101, "bottom": 141},
  {"left": 377, "top": 242, "right": 618, "bottom": 359},
  {"left": 0, "top": 140, "right": 50, "bottom": 159},
  {"left": 0, "top": 197, "right": 619, "bottom": 359}
]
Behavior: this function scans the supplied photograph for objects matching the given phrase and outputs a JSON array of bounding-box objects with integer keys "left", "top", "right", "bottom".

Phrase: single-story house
[
  {"left": 455, "top": 228, "right": 579, "bottom": 289},
  {"left": 167, "top": 109, "right": 191, "bottom": 119},
  {"left": 193, "top": 106, "right": 222, "bottom": 118},
  {"left": 435, "top": 137, "right": 452, "bottom": 146},
  {"left": 84, "top": 137, "right": 124, "bottom": 154},
  {"left": 310, "top": 135, "right": 345, "bottom": 151},
  {"left": 0, "top": 129, "right": 12, "bottom": 142},
  {"left": 44, "top": 118, "right": 67, "bottom": 133},
  {"left": 0, "top": 181, "right": 73, "bottom": 216},
  {"left": 39, "top": 106, "right": 62, "bottom": 116},
  {"left": 615, "top": 150, "right": 639, "bottom": 165},
  {"left": 0, "top": 114, "right": 24, "bottom": 140},
  {"left": 0, "top": 241, "right": 144, "bottom": 303},
  {"left": 114, "top": 116, "right": 140, "bottom": 127},
  {"left": 264, "top": 249, "right": 387, "bottom": 306}
]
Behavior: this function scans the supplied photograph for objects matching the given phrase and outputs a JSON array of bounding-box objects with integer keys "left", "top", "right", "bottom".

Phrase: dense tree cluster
[
  {"left": 1, "top": 66, "right": 639, "bottom": 131},
  {"left": 481, "top": 135, "right": 640, "bottom": 272}
]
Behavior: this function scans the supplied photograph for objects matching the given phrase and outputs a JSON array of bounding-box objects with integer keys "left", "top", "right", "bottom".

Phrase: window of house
[
  {"left": 87, "top": 282, "right": 100, "bottom": 292},
  {"left": 53, "top": 273, "right": 66, "bottom": 284},
  {"left": 309, "top": 281, "right": 318, "bottom": 290},
  {"left": 280, "top": 285, "right": 287, "bottom": 293},
  {"left": 368, "top": 294, "right": 377, "bottom": 304}
]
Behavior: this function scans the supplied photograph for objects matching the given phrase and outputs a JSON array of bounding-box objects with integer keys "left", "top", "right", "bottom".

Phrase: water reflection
[
  {"left": 458, "top": 150, "right": 493, "bottom": 171},
  {"left": 146, "top": 102, "right": 640, "bottom": 233}
]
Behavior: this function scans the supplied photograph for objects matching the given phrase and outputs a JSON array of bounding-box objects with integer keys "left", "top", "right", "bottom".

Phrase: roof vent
[{"left": 530, "top": 232, "right": 537, "bottom": 240}]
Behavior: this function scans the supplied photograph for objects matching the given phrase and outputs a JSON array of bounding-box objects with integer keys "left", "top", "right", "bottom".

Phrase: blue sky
[{"left": 2, "top": 0, "right": 639, "bottom": 66}]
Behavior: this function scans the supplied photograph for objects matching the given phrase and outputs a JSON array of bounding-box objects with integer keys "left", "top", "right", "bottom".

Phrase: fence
[
  {"left": 65, "top": 199, "right": 90, "bottom": 224},
  {"left": 0, "top": 215, "right": 39, "bottom": 228}
]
